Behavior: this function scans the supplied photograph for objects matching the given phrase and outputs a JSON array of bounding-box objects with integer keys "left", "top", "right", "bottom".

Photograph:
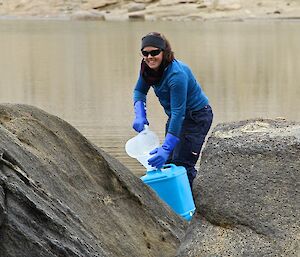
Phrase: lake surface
[{"left": 0, "top": 20, "right": 299, "bottom": 176}]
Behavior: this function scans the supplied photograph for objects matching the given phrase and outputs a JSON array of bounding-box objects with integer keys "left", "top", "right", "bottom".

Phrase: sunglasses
[{"left": 141, "top": 49, "right": 162, "bottom": 57}]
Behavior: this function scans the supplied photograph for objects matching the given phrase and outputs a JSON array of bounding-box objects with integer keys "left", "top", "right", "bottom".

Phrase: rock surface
[
  {"left": 0, "top": 0, "right": 300, "bottom": 20},
  {"left": 177, "top": 119, "right": 300, "bottom": 256},
  {"left": 70, "top": 10, "right": 105, "bottom": 21},
  {"left": 0, "top": 104, "right": 187, "bottom": 257}
]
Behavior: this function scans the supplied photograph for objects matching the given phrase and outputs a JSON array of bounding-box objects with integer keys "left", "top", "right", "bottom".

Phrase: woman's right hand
[
  {"left": 133, "top": 117, "right": 149, "bottom": 132},
  {"left": 132, "top": 101, "right": 149, "bottom": 132}
]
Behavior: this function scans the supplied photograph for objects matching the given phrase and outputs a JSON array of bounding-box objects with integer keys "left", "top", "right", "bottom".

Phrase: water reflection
[{"left": 0, "top": 20, "right": 299, "bottom": 176}]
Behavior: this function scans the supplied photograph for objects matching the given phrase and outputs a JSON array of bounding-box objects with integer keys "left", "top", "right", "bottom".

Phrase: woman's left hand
[
  {"left": 148, "top": 147, "right": 169, "bottom": 169},
  {"left": 148, "top": 133, "right": 180, "bottom": 169}
]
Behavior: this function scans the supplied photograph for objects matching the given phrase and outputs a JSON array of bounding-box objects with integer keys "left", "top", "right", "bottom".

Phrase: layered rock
[
  {"left": 177, "top": 119, "right": 300, "bottom": 256},
  {"left": 0, "top": 104, "right": 187, "bottom": 257}
]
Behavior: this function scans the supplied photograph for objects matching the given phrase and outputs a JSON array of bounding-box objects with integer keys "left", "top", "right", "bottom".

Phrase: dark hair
[{"left": 143, "top": 32, "right": 174, "bottom": 63}]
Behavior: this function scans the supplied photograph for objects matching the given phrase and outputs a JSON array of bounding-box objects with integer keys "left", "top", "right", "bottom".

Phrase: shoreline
[
  {"left": 0, "top": 0, "right": 300, "bottom": 22},
  {"left": 0, "top": 14, "right": 300, "bottom": 22}
]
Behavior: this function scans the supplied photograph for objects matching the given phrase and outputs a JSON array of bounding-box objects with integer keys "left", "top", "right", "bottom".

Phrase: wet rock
[
  {"left": 128, "top": 13, "right": 145, "bottom": 20},
  {"left": 0, "top": 104, "right": 187, "bottom": 257},
  {"left": 274, "top": 9, "right": 282, "bottom": 14},
  {"left": 177, "top": 119, "right": 300, "bottom": 256},
  {"left": 160, "top": 0, "right": 198, "bottom": 5}
]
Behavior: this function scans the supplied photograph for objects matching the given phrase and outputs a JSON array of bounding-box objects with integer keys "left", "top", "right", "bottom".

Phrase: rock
[
  {"left": 198, "top": 0, "right": 241, "bottom": 11},
  {"left": 128, "top": 13, "right": 145, "bottom": 20},
  {"left": 70, "top": 10, "right": 105, "bottom": 20},
  {"left": 127, "top": 3, "right": 146, "bottom": 12},
  {"left": 133, "top": 0, "right": 154, "bottom": 3},
  {"left": 215, "top": 0, "right": 241, "bottom": 11},
  {"left": 177, "top": 119, "right": 300, "bottom": 256},
  {"left": 0, "top": 183, "right": 5, "bottom": 226},
  {"left": 0, "top": 104, "right": 187, "bottom": 257},
  {"left": 81, "top": 0, "right": 118, "bottom": 10},
  {"left": 160, "top": 0, "right": 198, "bottom": 6}
]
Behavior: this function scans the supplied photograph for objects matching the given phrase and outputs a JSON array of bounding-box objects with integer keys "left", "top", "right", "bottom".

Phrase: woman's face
[{"left": 141, "top": 46, "right": 163, "bottom": 71}]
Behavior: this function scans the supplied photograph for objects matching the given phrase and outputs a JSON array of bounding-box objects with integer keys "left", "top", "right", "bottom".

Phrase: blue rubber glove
[
  {"left": 132, "top": 101, "right": 149, "bottom": 133},
  {"left": 148, "top": 133, "right": 180, "bottom": 169}
]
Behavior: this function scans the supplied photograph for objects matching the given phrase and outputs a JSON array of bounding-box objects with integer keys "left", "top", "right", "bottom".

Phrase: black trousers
[{"left": 166, "top": 105, "right": 213, "bottom": 189}]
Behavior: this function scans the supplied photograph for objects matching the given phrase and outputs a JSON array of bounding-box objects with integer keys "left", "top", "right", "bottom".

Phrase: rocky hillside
[{"left": 0, "top": 0, "right": 300, "bottom": 20}]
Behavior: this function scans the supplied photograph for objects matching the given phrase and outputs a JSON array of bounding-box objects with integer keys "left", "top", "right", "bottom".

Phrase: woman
[{"left": 132, "top": 32, "right": 213, "bottom": 189}]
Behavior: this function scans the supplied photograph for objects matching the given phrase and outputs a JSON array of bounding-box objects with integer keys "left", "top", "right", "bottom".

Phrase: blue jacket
[{"left": 133, "top": 59, "right": 209, "bottom": 137}]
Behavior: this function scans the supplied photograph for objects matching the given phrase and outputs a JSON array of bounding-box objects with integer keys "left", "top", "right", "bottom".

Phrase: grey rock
[
  {"left": 177, "top": 118, "right": 300, "bottom": 256},
  {"left": 128, "top": 3, "right": 146, "bottom": 12},
  {"left": 0, "top": 182, "right": 5, "bottom": 226},
  {"left": 0, "top": 104, "right": 187, "bottom": 257}
]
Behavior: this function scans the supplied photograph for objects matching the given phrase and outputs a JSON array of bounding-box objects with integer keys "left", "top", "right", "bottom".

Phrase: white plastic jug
[{"left": 125, "top": 126, "right": 159, "bottom": 171}]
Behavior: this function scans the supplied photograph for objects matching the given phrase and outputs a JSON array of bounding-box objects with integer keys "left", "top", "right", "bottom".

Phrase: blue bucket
[{"left": 141, "top": 164, "right": 196, "bottom": 221}]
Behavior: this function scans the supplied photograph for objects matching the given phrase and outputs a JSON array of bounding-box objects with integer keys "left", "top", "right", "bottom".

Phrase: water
[{"left": 0, "top": 20, "right": 299, "bottom": 176}]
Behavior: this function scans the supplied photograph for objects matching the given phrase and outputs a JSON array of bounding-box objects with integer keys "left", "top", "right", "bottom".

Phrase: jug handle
[
  {"left": 158, "top": 163, "right": 177, "bottom": 171},
  {"left": 147, "top": 164, "right": 176, "bottom": 174},
  {"left": 139, "top": 125, "right": 149, "bottom": 134}
]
